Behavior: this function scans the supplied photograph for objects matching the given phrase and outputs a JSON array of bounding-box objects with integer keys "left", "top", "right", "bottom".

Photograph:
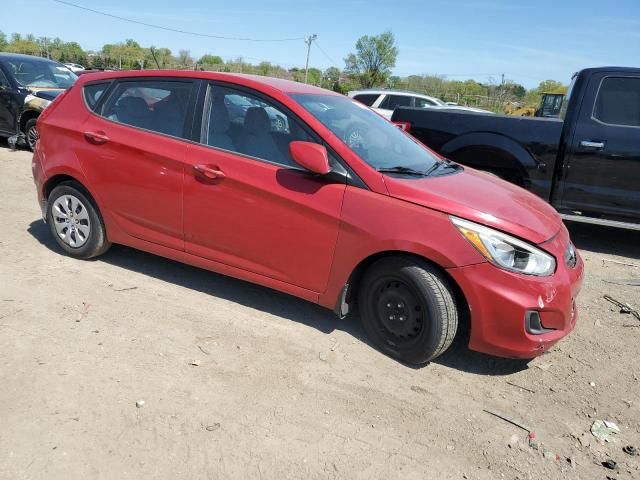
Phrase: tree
[
  {"left": 524, "top": 80, "right": 567, "bottom": 107},
  {"left": 344, "top": 31, "right": 398, "bottom": 88},
  {"left": 0, "top": 31, "right": 8, "bottom": 51},
  {"left": 508, "top": 82, "right": 527, "bottom": 99},
  {"left": 306, "top": 67, "right": 322, "bottom": 85},
  {"left": 178, "top": 49, "right": 194, "bottom": 68},
  {"left": 198, "top": 54, "right": 223, "bottom": 66},
  {"left": 536, "top": 80, "right": 566, "bottom": 94},
  {"left": 257, "top": 61, "right": 272, "bottom": 76}
]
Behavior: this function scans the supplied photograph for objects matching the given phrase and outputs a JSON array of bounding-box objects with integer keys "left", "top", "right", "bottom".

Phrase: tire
[
  {"left": 24, "top": 118, "right": 38, "bottom": 151},
  {"left": 46, "top": 182, "right": 111, "bottom": 259},
  {"left": 358, "top": 256, "right": 458, "bottom": 365}
]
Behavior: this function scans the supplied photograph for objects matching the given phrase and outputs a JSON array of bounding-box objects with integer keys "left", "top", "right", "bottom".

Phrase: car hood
[
  {"left": 383, "top": 166, "right": 562, "bottom": 244},
  {"left": 31, "top": 88, "right": 65, "bottom": 101}
]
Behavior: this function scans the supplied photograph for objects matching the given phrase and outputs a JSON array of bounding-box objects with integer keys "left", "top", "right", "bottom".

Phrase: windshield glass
[
  {"left": 6, "top": 58, "right": 77, "bottom": 89},
  {"left": 291, "top": 93, "right": 440, "bottom": 172}
]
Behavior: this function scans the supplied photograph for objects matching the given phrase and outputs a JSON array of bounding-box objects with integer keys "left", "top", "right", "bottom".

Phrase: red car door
[
  {"left": 183, "top": 83, "right": 346, "bottom": 293},
  {"left": 78, "top": 79, "right": 196, "bottom": 250}
]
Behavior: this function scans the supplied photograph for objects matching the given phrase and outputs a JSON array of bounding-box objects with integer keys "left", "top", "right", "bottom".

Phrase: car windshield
[
  {"left": 291, "top": 93, "right": 440, "bottom": 172},
  {"left": 6, "top": 58, "right": 77, "bottom": 89}
]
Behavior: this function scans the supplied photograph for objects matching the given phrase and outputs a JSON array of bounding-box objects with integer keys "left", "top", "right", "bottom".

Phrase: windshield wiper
[
  {"left": 423, "top": 160, "right": 461, "bottom": 176},
  {"left": 377, "top": 166, "right": 429, "bottom": 177}
]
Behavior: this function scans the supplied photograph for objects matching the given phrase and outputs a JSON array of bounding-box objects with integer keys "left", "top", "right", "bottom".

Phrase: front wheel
[
  {"left": 358, "top": 257, "right": 459, "bottom": 365},
  {"left": 47, "top": 183, "right": 111, "bottom": 259}
]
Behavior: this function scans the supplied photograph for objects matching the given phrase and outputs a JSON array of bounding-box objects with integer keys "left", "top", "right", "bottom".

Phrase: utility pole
[{"left": 304, "top": 34, "right": 317, "bottom": 84}]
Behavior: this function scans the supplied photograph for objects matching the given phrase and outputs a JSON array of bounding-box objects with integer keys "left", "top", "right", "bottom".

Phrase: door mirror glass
[{"left": 289, "top": 141, "right": 331, "bottom": 174}]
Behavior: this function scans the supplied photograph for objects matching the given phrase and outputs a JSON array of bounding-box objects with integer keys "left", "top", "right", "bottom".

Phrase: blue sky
[{"left": 2, "top": 0, "right": 639, "bottom": 88}]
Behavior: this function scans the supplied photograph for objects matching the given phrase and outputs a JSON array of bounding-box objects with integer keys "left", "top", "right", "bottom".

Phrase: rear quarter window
[
  {"left": 353, "top": 94, "right": 380, "bottom": 107},
  {"left": 83, "top": 82, "right": 110, "bottom": 111}
]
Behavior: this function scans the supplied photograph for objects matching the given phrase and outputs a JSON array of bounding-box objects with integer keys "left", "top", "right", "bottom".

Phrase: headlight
[{"left": 451, "top": 216, "right": 556, "bottom": 276}]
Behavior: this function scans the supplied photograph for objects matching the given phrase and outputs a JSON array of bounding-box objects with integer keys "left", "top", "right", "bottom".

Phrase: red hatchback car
[{"left": 32, "top": 71, "right": 584, "bottom": 364}]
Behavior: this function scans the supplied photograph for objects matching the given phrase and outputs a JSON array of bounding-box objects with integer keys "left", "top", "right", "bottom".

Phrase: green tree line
[{"left": 0, "top": 30, "right": 565, "bottom": 111}]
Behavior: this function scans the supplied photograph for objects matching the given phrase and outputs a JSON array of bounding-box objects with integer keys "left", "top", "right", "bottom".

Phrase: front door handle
[
  {"left": 84, "top": 131, "right": 110, "bottom": 145},
  {"left": 193, "top": 164, "right": 226, "bottom": 180},
  {"left": 580, "top": 140, "right": 605, "bottom": 149}
]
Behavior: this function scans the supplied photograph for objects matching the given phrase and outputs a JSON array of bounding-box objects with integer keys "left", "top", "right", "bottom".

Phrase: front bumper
[{"left": 447, "top": 227, "right": 584, "bottom": 359}]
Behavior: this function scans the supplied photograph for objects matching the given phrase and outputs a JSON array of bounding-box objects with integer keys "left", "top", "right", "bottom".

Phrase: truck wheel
[
  {"left": 25, "top": 118, "right": 39, "bottom": 151},
  {"left": 47, "top": 182, "right": 111, "bottom": 259},
  {"left": 358, "top": 256, "right": 458, "bottom": 365}
]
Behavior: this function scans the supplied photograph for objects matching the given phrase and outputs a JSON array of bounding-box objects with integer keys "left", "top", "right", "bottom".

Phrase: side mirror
[{"left": 289, "top": 141, "right": 331, "bottom": 175}]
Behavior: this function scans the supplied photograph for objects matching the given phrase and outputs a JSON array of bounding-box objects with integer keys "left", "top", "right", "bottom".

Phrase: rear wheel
[
  {"left": 47, "top": 183, "right": 111, "bottom": 259},
  {"left": 358, "top": 256, "right": 458, "bottom": 365},
  {"left": 24, "top": 118, "right": 38, "bottom": 151}
]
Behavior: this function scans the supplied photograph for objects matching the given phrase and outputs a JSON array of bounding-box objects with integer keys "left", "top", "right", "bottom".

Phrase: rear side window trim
[
  {"left": 590, "top": 74, "right": 640, "bottom": 129},
  {"left": 82, "top": 81, "right": 113, "bottom": 112}
]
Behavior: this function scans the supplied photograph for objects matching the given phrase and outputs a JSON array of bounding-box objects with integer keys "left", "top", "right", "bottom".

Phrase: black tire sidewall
[
  {"left": 359, "top": 258, "right": 457, "bottom": 365},
  {"left": 47, "top": 184, "right": 107, "bottom": 259},
  {"left": 25, "top": 118, "right": 38, "bottom": 151}
]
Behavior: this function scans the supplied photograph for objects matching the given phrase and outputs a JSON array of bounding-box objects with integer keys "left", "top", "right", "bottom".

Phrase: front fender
[{"left": 319, "top": 187, "right": 485, "bottom": 309}]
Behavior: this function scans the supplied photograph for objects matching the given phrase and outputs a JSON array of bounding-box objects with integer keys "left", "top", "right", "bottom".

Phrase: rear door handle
[
  {"left": 84, "top": 131, "right": 110, "bottom": 145},
  {"left": 579, "top": 140, "right": 605, "bottom": 149},
  {"left": 193, "top": 164, "right": 226, "bottom": 180}
]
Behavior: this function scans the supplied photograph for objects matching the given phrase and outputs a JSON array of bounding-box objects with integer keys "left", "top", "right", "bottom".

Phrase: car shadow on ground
[
  {"left": 28, "top": 219, "right": 533, "bottom": 375},
  {"left": 566, "top": 221, "right": 640, "bottom": 260}
]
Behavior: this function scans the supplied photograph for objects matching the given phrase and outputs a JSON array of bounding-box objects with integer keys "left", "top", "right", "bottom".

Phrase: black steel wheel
[{"left": 358, "top": 256, "right": 459, "bottom": 364}]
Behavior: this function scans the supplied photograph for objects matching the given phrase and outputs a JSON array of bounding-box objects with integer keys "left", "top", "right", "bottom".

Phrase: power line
[
  {"left": 314, "top": 41, "right": 341, "bottom": 68},
  {"left": 52, "top": 0, "right": 305, "bottom": 42}
]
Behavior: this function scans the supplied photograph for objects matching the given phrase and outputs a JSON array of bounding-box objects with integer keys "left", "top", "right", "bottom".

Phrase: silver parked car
[{"left": 348, "top": 89, "right": 493, "bottom": 119}]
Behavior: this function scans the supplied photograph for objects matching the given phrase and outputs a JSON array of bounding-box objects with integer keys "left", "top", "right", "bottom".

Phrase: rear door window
[
  {"left": 100, "top": 80, "right": 194, "bottom": 138},
  {"left": 593, "top": 76, "right": 640, "bottom": 127},
  {"left": 352, "top": 94, "right": 379, "bottom": 106},
  {"left": 379, "top": 95, "right": 412, "bottom": 110},
  {"left": 415, "top": 97, "right": 437, "bottom": 108}
]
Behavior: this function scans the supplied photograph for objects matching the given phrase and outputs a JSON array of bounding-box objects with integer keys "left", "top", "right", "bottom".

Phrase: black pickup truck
[{"left": 391, "top": 67, "right": 640, "bottom": 230}]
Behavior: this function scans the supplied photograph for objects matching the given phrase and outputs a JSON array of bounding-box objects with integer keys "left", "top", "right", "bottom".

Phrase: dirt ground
[{"left": 0, "top": 142, "right": 639, "bottom": 480}]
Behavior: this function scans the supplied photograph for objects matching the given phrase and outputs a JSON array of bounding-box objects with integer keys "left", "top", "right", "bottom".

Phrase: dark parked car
[
  {"left": 392, "top": 67, "right": 640, "bottom": 230},
  {"left": 0, "top": 53, "right": 77, "bottom": 150}
]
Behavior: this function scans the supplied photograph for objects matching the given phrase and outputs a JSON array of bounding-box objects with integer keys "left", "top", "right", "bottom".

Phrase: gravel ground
[{"left": 1, "top": 143, "right": 639, "bottom": 480}]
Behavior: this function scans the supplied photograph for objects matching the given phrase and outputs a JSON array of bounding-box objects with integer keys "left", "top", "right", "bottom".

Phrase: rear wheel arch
[
  {"left": 19, "top": 109, "right": 40, "bottom": 133},
  {"left": 440, "top": 132, "right": 536, "bottom": 187},
  {"left": 43, "top": 175, "right": 104, "bottom": 225}
]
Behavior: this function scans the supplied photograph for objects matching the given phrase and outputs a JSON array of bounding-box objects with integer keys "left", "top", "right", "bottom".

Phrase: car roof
[
  {"left": 577, "top": 66, "right": 640, "bottom": 76},
  {"left": 75, "top": 69, "right": 341, "bottom": 96},
  {"left": 350, "top": 89, "right": 440, "bottom": 99},
  {"left": 0, "top": 52, "right": 61, "bottom": 63}
]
